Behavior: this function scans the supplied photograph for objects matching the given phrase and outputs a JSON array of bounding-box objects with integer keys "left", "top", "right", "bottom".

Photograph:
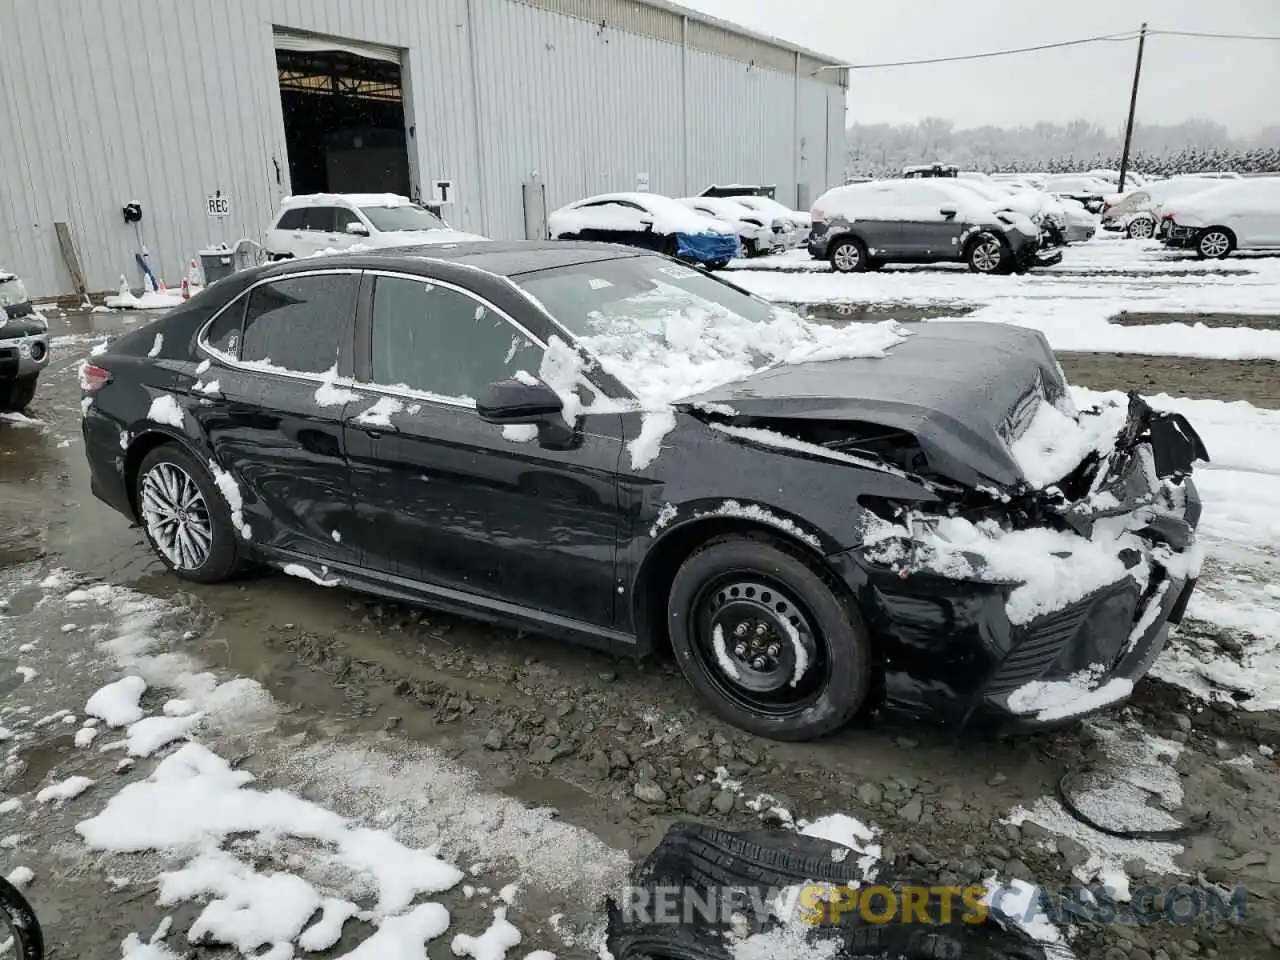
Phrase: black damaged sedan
[{"left": 80, "top": 242, "right": 1206, "bottom": 741}]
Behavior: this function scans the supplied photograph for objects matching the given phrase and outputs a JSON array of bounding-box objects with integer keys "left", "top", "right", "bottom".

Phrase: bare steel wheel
[
  {"left": 1196, "top": 228, "right": 1233, "bottom": 260},
  {"left": 134, "top": 444, "right": 244, "bottom": 582},
  {"left": 666, "top": 534, "right": 872, "bottom": 741},
  {"left": 1126, "top": 216, "right": 1155, "bottom": 240},
  {"left": 140, "top": 461, "right": 213, "bottom": 571}
]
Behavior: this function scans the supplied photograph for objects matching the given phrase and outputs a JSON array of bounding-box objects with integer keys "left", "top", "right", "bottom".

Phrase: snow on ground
[
  {"left": 728, "top": 240, "right": 1280, "bottom": 360},
  {"left": 0, "top": 569, "right": 630, "bottom": 958}
]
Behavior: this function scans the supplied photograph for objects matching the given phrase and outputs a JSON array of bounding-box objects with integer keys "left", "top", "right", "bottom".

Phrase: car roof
[
  {"left": 268, "top": 240, "right": 646, "bottom": 278},
  {"left": 280, "top": 193, "right": 414, "bottom": 209}
]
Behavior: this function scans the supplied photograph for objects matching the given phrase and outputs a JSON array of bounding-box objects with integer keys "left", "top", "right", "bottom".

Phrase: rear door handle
[{"left": 355, "top": 423, "right": 398, "bottom": 439}]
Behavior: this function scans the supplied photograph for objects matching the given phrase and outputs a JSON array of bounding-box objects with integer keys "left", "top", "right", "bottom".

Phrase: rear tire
[
  {"left": 134, "top": 443, "right": 244, "bottom": 583},
  {"left": 1126, "top": 215, "right": 1156, "bottom": 240},
  {"left": 829, "top": 237, "right": 867, "bottom": 273},
  {"left": 0, "top": 876, "right": 43, "bottom": 960},
  {"left": 1196, "top": 227, "right": 1234, "bottom": 260},
  {"left": 666, "top": 534, "right": 871, "bottom": 741},
  {"left": 0, "top": 375, "right": 38, "bottom": 413}
]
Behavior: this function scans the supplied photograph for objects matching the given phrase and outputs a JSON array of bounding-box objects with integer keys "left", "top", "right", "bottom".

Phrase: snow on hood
[{"left": 574, "top": 301, "right": 909, "bottom": 408}]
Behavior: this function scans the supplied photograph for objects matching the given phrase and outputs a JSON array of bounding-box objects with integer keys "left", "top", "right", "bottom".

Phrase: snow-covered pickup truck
[{"left": 0, "top": 270, "right": 50, "bottom": 412}]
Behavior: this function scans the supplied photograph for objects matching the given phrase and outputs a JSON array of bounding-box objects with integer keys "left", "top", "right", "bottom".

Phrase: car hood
[
  {"left": 369, "top": 229, "right": 489, "bottom": 246},
  {"left": 684, "top": 322, "right": 1068, "bottom": 489}
]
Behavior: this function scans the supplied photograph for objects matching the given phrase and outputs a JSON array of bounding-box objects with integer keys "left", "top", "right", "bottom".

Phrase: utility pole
[{"left": 1117, "top": 23, "right": 1147, "bottom": 193}]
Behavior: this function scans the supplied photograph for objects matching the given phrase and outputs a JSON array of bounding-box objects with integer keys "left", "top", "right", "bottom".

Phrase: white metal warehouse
[{"left": 0, "top": 0, "right": 848, "bottom": 298}]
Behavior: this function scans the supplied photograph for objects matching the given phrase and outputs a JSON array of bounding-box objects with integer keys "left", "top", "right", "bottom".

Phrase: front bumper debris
[{"left": 840, "top": 392, "right": 1206, "bottom": 728}]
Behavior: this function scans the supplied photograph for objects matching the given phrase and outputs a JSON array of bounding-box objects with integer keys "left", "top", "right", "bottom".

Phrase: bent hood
[{"left": 686, "top": 322, "right": 1069, "bottom": 489}]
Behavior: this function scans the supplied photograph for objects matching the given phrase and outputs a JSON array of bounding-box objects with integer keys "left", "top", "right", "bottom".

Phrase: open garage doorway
[{"left": 275, "top": 30, "right": 411, "bottom": 196}]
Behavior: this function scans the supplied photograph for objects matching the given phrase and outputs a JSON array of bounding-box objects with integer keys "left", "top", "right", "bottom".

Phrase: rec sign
[{"left": 206, "top": 195, "right": 230, "bottom": 218}]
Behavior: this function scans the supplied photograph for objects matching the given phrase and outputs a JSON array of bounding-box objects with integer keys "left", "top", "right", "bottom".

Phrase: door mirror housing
[
  {"left": 345, "top": 221, "right": 370, "bottom": 236},
  {"left": 939, "top": 206, "right": 957, "bottom": 220},
  {"left": 638, "top": 217, "right": 655, "bottom": 230},
  {"left": 477, "top": 377, "right": 564, "bottom": 424}
]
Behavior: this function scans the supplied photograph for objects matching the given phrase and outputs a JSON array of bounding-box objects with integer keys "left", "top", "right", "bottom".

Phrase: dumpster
[{"left": 198, "top": 246, "right": 237, "bottom": 285}]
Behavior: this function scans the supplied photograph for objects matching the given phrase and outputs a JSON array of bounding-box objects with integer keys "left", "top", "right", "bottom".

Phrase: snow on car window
[{"left": 514, "top": 256, "right": 907, "bottom": 406}]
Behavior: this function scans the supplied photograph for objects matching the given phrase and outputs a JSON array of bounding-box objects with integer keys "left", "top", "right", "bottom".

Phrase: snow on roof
[
  {"left": 280, "top": 193, "right": 414, "bottom": 209},
  {"left": 551, "top": 193, "right": 732, "bottom": 236}
]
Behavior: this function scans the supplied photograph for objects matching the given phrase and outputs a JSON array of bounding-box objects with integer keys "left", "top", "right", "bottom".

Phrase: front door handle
[{"left": 355, "top": 423, "right": 398, "bottom": 439}]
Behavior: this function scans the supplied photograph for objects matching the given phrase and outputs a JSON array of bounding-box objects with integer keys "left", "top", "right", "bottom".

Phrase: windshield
[
  {"left": 513, "top": 255, "right": 904, "bottom": 405},
  {"left": 359, "top": 204, "right": 449, "bottom": 233}
]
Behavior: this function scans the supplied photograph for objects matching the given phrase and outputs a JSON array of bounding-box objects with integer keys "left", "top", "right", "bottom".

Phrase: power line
[
  {"left": 814, "top": 26, "right": 1280, "bottom": 73},
  {"left": 1148, "top": 29, "right": 1280, "bottom": 42}
]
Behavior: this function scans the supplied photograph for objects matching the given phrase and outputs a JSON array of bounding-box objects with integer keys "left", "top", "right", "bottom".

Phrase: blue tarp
[{"left": 675, "top": 231, "right": 740, "bottom": 264}]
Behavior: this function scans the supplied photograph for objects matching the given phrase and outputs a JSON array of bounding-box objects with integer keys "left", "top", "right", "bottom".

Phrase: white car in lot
[
  {"left": 725, "top": 195, "right": 811, "bottom": 246},
  {"left": 677, "top": 196, "right": 784, "bottom": 257},
  {"left": 1101, "top": 177, "right": 1221, "bottom": 239},
  {"left": 1162, "top": 177, "right": 1280, "bottom": 259},
  {"left": 263, "top": 194, "right": 486, "bottom": 259}
]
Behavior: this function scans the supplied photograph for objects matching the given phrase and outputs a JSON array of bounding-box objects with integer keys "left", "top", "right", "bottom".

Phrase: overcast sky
[{"left": 679, "top": 0, "right": 1280, "bottom": 134}]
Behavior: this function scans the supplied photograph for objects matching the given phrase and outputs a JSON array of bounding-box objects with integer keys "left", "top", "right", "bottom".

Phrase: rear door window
[
  {"left": 276, "top": 208, "right": 307, "bottom": 230},
  {"left": 368, "top": 275, "right": 542, "bottom": 401},
  {"left": 240, "top": 274, "right": 358, "bottom": 374},
  {"left": 300, "top": 207, "right": 341, "bottom": 232}
]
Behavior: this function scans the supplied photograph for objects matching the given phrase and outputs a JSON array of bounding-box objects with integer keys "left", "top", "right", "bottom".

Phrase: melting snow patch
[
  {"left": 798, "top": 813, "right": 881, "bottom": 880},
  {"left": 708, "top": 501, "right": 821, "bottom": 551},
  {"left": 120, "top": 919, "right": 185, "bottom": 960},
  {"left": 193, "top": 380, "right": 220, "bottom": 396},
  {"left": 74, "top": 725, "right": 99, "bottom": 748},
  {"left": 649, "top": 502, "right": 678, "bottom": 537},
  {"left": 208, "top": 461, "right": 251, "bottom": 540},
  {"left": 335, "top": 903, "right": 451, "bottom": 959},
  {"left": 982, "top": 878, "right": 1073, "bottom": 959},
  {"left": 710, "top": 625, "right": 740, "bottom": 681},
  {"left": 451, "top": 906, "right": 522, "bottom": 960},
  {"left": 283, "top": 563, "right": 341, "bottom": 588},
  {"left": 5, "top": 866, "right": 33, "bottom": 889},
  {"left": 1006, "top": 668, "right": 1134, "bottom": 722},
  {"left": 125, "top": 713, "right": 203, "bottom": 757},
  {"left": 195, "top": 360, "right": 211, "bottom": 375},
  {"left": 86, "top": 675, "right": 148, "bottom": 727},
  {"left": 627, "top": 409, "right": 677, "bottom": 470},
  {"left": 355, "top": 396, "right": 404, "bottom": 428},
  {"left": 315, "top": 367, "right": 362, "bottom": 407},
  {"left": 502, "top": 424, "right": 539, "bottom": 442},
  {"left": 15, "top": 666, "right": 35, "bottom": 682},
  {"left": 297, "top": 898, "right": 360, "bottom": 951},
  {"left": 36, "top": 775, "right": 94, "bottom": 804},
  {"left": 147, "top": 394, "right": 184, "bottom": 428},
  {"left": 148, "top": 333, "right": 164, "bottom": 357}
]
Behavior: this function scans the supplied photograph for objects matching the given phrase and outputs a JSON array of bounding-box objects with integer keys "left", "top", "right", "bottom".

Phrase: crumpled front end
[{"left": 844, "top": 392, "right": 1207, "bottom": 727}]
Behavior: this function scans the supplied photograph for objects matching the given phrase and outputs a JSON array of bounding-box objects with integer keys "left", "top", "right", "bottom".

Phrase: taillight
[{"left": 78, "top": 362, "right": 112, "bottom": 393}]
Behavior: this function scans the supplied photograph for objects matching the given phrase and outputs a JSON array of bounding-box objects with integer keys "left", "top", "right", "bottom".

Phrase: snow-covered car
[
  {"left": 0, "top": 269, "right": 50, "bottom": 412},
  {"left": 947, "top": 179, "right": 1068, "bottom": 247},
  {"left": 1086, "top": 169, "right": 1151, "bottom": 190},
  {"left": 1055, "top": 197, "right": 1099, "bottom": 243},
  {"left": 728, "top": 195, "right": 811, "bottom": 245},
  {"left": 1040, "top": 176, "right": 1115, "bottom": 214},
  {"left": 263, "top": 194, "right": 486, "bottom": 259},
  {"left": 902, "top": 162, "right": 959, "bottom": 179},
  {"left": 81, "top": 241, "right": 1207, "bottom": 740},
  {"left": 677, "top": 196, "right": 783, "bottom": 257},
  {"left": 808, "top": 179, "right": 1058, "bottom": 274},
  {"left": 1161, "top": 176, "right": 1280, "bottom": 259},
  {"left": 1101, "top": 177, "right": 1221, "bottom": 239},
  {"left": 549, "top": 193, "right": 740, "bottom": 268}
]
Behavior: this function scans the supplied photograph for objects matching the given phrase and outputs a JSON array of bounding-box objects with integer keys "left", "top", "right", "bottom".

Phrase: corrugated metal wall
[{"left": 0, "top": 0, "right": 846, "bottom": 298}]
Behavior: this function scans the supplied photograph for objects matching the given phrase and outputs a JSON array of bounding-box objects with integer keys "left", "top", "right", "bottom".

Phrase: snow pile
[
  {"left": 865, "top": 513, "right": 1137, "bottom": 625},
  {"left": 86, "top": 675, "right": 148, "bottom": 726},
  {"left": 1006, "top": 668, "right": 1134, "bottom": 722},
  {"left": 36, "top": 774, "right": 94, "bottom": 804},
  {"left": 1009, "top": 397, "right": 1127, "bottom": 489},
  {"left": 451, "top": 907, "right": 522, "bottom": 960},
  {"left": 575, "top": 301, "right": 907, "bottom": 408},
  {"left": 147, "top": 394, "right": 184, "bottom": 428},
  {"left": 105, "top": 287, "right": 187, "bottom": 311}
]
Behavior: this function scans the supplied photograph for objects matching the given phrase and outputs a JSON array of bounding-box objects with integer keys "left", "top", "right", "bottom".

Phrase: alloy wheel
[
  {"left": 971, "top": 238, "right": 1003, "bottom": 273},
  {"left": 1127, "top": 217, "right": 1155, "bottom": 239},
  {"left": 692, "top": 576, "right": 825, "bottom": 718},
  {"left": 140, "top": 461, "right": 213, "bottom": 571},
  {"left": 1199, "top": 230, "right": 1231, "bottom": 259},
  {"left": 832, "top": 242, "right": 861, "bottom": 272}
]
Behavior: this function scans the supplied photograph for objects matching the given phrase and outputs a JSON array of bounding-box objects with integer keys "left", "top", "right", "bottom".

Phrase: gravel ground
[{"left": 2, "top": 308, "right": 1279, "bottom": 958}]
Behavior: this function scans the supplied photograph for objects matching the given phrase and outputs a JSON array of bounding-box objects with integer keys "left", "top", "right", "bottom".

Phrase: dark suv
[{"left": 808, "top": 180, "right": 1061, "bottom": 274}]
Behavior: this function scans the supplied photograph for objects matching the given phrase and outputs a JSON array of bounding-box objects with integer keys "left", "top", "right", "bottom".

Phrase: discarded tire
[{"left": 606, "top": 821, "right": 1049, "bottom": 960}]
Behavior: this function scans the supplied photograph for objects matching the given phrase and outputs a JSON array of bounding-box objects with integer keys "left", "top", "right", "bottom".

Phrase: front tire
[
  {"left": 135, "top": 444, "right": 243, "bottom": 583},
  {"left": 666, "top": 534, "right": 872, "bottom": 741},
  {"left": 1126, "top": 215, "right": 1155, "bottom": 240},
  {"left": 828, "top": 237, "right": 867, "bottom": 273},
  {"left": 1196, "top": 227, "right": 1234, "bottom": 260},
  {"left": 0, "top": 375, "right": 38, "bottom": 413},
  {"left": 966, "top": 232, "right": 1009, "bottom": 274}
]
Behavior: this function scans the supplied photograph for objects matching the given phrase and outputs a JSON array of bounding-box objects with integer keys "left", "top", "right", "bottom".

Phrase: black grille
[
  {"left": 0, "top": 347, "right": 17, "bottom": 378},
  {"left": 985, "top": 605, "right": 1089, "bottom": 694}
]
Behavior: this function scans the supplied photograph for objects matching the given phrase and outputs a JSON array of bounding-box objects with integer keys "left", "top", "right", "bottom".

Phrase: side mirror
[
  {"left": 638, "top": 217, "right": 655, "bottom": 231},
  {"left": 939, "top": 206, "right": 957, "bottom": 220},
  {"left": 477, "top": 377, "right": 563, "bottom": 424},
  {"left": 345, "top": 221, "right": 370, "bottom": 236}
]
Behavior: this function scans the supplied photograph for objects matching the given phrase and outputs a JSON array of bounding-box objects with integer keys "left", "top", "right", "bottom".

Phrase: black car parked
[
  {"left": 80, "top": 243, "right": 1203, "bottom": 741},
  {"left": 0, "top": 271, "right": 50, "bottom": 412}
]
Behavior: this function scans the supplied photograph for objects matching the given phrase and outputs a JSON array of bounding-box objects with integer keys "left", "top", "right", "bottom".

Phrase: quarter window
[
  {"left": 240, "top": 274, "right": 357, "bottom": 374},
  {"left": 204, "top": 300, "right": 245, "bottom": 359},
  {"left": 369, "top": 276, "right": 543, "bottom": 401},
  {"left": 276, "top": 208, "right": 306, "bottom": 230}
]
